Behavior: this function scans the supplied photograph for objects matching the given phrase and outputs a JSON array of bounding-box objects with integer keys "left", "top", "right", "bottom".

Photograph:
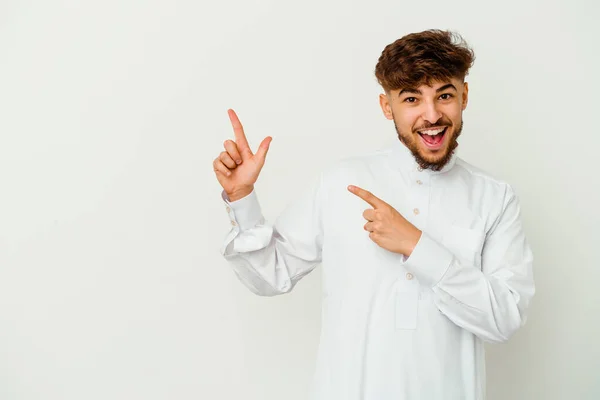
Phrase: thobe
[{"left": 220, "top": 138, "right": 535, "bottom": 400}]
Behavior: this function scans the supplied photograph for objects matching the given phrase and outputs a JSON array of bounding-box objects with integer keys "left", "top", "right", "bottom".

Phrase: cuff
[
  {"left": 403, "top": 232, "right": 454, "bottom": 287},
  {"left": 221, "top": 189, "right": 264, "bottom": 231}
]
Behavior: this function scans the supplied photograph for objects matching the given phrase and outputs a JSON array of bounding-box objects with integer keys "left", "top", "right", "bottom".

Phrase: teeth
[{"left": 419, "top": 128, "right": 445, "bottom": 136}]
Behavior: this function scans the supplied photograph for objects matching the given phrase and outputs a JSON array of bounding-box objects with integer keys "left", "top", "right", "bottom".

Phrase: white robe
[{"left": 220, "top": 139, "right": 535, "bottom": 400}]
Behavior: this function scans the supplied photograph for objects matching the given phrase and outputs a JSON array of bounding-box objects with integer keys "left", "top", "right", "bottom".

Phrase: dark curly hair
[{"left": 375, "top": 29, "right": 475, "bottom": 93}]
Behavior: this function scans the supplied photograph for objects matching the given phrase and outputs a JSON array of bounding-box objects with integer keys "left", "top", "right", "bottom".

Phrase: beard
[{"left": 393, "top": 117, "right": 463, "bottom": 172}]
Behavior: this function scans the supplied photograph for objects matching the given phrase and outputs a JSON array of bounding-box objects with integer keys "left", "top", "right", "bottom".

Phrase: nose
[{"left": 422, "top": 101, "right": 442, "bottom": 124}]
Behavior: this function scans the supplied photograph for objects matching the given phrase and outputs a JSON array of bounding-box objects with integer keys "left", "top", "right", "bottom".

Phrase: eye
[
  {"left": 440, "top": 93, "right": 454, "bottom": 100},
  {"left": 404, "top": 97, "right": 417, "bottom": 103}
]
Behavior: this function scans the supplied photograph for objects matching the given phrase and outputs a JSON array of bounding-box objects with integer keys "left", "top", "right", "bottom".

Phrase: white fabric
[{"left": 219, "top": 138, "right": 535, "bottom": 400}]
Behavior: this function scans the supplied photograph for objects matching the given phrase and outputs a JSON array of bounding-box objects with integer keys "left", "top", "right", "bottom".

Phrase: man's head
[{"left": 375, "top": 29, "right": 475, "bottom": 171}]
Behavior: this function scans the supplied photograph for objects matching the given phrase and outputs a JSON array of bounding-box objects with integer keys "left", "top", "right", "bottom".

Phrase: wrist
[
  {"left": 226, "top": 186, "right": 254, "bottom": 202},
  {"left": 405, "top": 229, "right": 422, "bottom": 257}
]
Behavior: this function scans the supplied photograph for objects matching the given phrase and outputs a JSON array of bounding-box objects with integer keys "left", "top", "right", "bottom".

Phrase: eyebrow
[{"left": 398, "top": 83, "right": 458, "bottom": 97}]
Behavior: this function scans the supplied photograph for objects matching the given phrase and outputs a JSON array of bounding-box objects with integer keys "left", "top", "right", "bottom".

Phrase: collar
[{"left": 387, "top": 137, "right": 458, "bottom": 175}]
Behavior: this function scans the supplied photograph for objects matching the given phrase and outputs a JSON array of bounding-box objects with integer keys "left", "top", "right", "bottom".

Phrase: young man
[{"left": 213, "top": 29, "right": 535, "bottom": 400}]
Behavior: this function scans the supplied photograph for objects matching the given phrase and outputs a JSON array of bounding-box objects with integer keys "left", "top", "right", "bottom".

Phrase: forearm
[
  {"left": 403, "top": 232, "right": 535, "bottom": 343},
  {"left": 220, "top": 178, "right": 324, "bottom": 296}
]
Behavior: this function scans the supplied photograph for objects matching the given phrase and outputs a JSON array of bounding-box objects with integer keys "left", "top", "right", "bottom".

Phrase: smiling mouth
[{"left": 417, "top": 127, "right": 448, "bottom": 148}]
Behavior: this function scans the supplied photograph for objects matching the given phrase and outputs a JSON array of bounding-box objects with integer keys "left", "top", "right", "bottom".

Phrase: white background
[{"left": 1, "top": 0, "right": 599, "bottom": 399}]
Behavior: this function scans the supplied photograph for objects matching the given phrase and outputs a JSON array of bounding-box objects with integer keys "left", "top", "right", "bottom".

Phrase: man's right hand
[{"left": 213, "top": 109, "right": 272, "bottom": 202}]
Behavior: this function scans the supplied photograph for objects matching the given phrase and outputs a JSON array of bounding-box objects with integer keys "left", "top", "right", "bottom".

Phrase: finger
[
  {"left": 364, "top": 221, "right": 375, "bottom": 232},
  {"left": 219, "top": 151, "right": 237, "bottom": 169},
  {"left": 227, "top": 109, "right": 252, "bottom": 158},
  {"left": 213, "top": 158, "right": 232, "bottom": 177},
  {"left": 362, "top": 209, "right": 376, "bottom": 221},
  {"left": 224, "top": 140, "right": 242, "bottom": 165},
  {"left": 254, "top": 136, "right": 272, "bottom": 164},
  {"left": 348, "top": 185, "right": 386, "bottom": 209}
]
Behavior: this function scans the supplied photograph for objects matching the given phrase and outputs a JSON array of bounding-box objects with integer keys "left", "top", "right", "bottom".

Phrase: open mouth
[{"left": 417, "top": 127, "right": 448, "bottom": 149}]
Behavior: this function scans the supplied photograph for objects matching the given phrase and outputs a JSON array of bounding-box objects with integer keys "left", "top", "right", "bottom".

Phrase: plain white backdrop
[{"left": 1, "top": 0, "right": 598, "bottom": 399}]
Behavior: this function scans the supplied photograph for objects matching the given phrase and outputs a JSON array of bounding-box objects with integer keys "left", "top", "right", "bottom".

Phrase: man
[{"left": 213, "top": 29, "right": 535, "bottom": 400}]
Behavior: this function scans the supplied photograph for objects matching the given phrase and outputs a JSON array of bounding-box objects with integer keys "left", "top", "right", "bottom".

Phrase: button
[
  {"left": 416, "top": 180, "right": 422, "bottom": 185},
  {"left": 231, "top": 220, "right": 237, "bottom": 226},
  {"left": 225, "top": 206, "right": 231, "bottom": 213},
  {"left": 413, "top": 208, "right": 420, "bottom": 215},
  {"left": 417, "top": 166, "right": 423, "bottom": 172},
  {"left": 406, "top": 272, "right": 413, "bottom": 280}
]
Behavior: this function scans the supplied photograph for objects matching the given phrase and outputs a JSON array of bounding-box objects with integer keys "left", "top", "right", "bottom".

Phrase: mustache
[{"left": 414, "top": 122, "right": 452, "bottom": 132}]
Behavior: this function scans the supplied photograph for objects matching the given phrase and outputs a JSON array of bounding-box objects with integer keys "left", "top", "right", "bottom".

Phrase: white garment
[{"left": 220, "top": 138, "right": 535, "bottom": 400}]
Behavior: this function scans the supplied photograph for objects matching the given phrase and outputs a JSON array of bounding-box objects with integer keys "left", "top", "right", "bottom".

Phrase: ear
[
  {"left": 379, "top": 93, "right": 394, "bottom": 120},
  {"left": 461, "top": 82, "right": 469, "bottom": 111}
]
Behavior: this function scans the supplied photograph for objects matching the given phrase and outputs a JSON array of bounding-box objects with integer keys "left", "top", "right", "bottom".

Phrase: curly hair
[{"left": 374, "top": 29, "right": 475, "bottom": 93}]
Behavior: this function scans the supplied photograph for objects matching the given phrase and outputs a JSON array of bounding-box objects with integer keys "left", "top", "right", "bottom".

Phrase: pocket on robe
[{"left": 441, "top": 224, "right": 485, "bottom": 267}]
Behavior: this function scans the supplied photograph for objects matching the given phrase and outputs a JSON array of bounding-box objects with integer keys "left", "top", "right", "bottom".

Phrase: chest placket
[{"left": 392, "top": 168, "right": 432, "bottom": 330}]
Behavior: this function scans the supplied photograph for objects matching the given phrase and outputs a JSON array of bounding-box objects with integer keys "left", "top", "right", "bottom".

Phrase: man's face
[{"left": 379, "top": 78, "right": 469, "bottom": 171}]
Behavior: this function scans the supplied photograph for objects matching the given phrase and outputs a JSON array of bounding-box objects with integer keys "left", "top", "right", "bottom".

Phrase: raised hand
[
  {"left": 214, "top": 109, "right": 272, "bottom": 202},
  {"left": 348, "top": 185, "right": 422, "bottom": 257}
]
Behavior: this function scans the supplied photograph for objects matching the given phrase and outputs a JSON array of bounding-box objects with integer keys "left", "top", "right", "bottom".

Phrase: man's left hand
[{"left": 348, "top": 185, "right": 422, "bottom": 257}]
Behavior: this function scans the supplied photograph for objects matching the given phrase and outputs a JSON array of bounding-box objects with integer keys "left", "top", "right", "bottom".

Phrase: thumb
[{"left": 255, "top": 136, "right": 272, "bottom": 164}]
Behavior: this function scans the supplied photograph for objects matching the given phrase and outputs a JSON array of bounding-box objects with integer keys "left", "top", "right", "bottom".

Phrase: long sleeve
[
  {"left": 403, "top": 185, "right": 535, "bottom": 343},
  {"left": 219, "top": 173, "right": 325, "bottom": 296}
]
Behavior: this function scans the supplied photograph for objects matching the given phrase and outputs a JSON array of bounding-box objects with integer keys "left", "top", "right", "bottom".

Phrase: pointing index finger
[
  {"left": 348, "top": 185, "right": 386, "bottom": 208},
  {"left": 227, "top": 109, "right": 251, "bottom": 155}
]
